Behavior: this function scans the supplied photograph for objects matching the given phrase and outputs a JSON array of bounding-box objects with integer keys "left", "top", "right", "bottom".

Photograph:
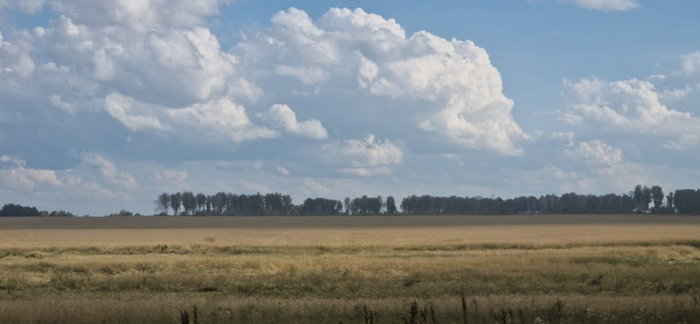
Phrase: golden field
[
  {"left": 3, "top": 214, "right": 700, "bottom": 247},
  {"left": 1, "top": 215, "right": 699, "bottom": 323}
]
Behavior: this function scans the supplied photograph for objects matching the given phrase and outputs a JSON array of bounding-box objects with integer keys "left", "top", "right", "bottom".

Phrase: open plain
[{"left": 1, "top": 215, "right": 699, "bottom": 323}]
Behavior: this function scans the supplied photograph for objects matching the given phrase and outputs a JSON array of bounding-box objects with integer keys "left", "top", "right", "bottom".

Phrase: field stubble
[{"left": 1, "top": 215, "right": 699, "bottom": 323}]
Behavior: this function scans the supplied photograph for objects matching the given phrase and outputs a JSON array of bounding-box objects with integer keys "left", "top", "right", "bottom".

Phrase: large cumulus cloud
[
  {"left": 0, "top": 3, "right": 539, "bottom": 214},
  {"left": 235, "top": 7, "right": 528, "bottom": 156}
]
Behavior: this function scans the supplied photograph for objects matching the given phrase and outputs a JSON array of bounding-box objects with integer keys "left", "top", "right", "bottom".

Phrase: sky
[{"left": 1, "top": 0, "right": 700, "bottom": 215}]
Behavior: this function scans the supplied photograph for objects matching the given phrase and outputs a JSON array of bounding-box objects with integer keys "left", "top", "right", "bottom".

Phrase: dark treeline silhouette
[
  {"left": 155, "top": 192, "right": 342, "bottom": 216},
  {"left": 0, "top": 203, "right": 76, "bottom": 217},
  {"left": 0, "top": 203, "right": 40, "bottom": 217},
  {"left": 401, "top": 184, "right": 688, "bottom": 215},
  {"left": 155, "top": 185, "right": 700, "bottom": 216},
  {"left": 674, "top": 189, "right": 700, "bottom": 214},
  {"left": 105, "top": 210, "right": 144, "bottom": 217},
  {"left": 155, "top": 191, "right": 387, "bottom": 216}
]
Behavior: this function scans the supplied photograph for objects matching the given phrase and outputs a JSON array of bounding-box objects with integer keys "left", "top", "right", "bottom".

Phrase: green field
[{"left": 1, "top": 215, "right": 699, "bottom": 323}]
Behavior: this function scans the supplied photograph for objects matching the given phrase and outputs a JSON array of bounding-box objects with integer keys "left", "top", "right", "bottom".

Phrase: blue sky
[{"left": 1, "top": 0, "right": 700, "bottom": 215}]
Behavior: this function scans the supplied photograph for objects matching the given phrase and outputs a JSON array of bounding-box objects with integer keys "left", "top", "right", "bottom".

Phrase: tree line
[
  {"left": 153, "top": 191, "right": 401, "bottom": 216},
  {"left": 154, "top": 185, "right": 700, "bottom": 216},
  {"left": 154, "top": 192, "right": 351, "bottom": 216},
  {"left": 2, "top": 184, "right": 699, "bottom": 217},
  {"left": 0, "top": 203, "right": 76, "bottom": 217}
]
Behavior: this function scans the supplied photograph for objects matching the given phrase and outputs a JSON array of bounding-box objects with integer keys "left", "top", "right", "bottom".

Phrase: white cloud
[
  {"left": 155, "top": 169, "right": 189, "bottom": 183},
  {"left": 337, "top": 168, "right": 373, "bottom": 177},
  {"left": 49, "top": 94, "right": 78, "bottom": 114},
  {"left": 258, "top": 104, "right": 328, "bottom": 140},
  {"left": 0, "top": 0, "right": 45, "bottom": 14},
  {"left": 241, "top": 180, "right": 269, "bottom": 193},
  {"left": 561, "top": 77, "right": 700, "bottom": 147},
  {"left": 0, "top": 31, "right": 36, "bottom": 80},
  {"left": 324, "top": 134, "right": 402, "bottom": 176},
  {"left": 337, "top": 167, "right": 391, "bottom": 177},
  {"left": 0, "top": 155, "right": 62, "bottom": 190},
  {"left": 679, "top": 52, "right": 700, "bottom": 76},
  {"left": 318, "top": 7, "right": 406, "bottom": 38},
  {"left": 562, "top": 140, "right": 646, "bottom": 190},
  {"left": 82, "top": 153, "right": 139, "bottom": 192},
  {"left": 39, "top": 0, "right": 229, "bottom": 32},
  {"left": 3, "top": 3, "right": 530, "bottom": 196},
  {"left": 562, "top": 0, "right": 640, "bottom": 12},
  {"left": 29, "top": 9, "right": 238, "bottom": 108},
  {"left": 236, "top": 7, "right": 527, "bottom": 155},
  {"left": 543, "top": 164, "right": 578, "bottom": 180},
  {"left": 550, "top": 132, "right": 576, "bottom": 147},
  {"left": 276, "top": 166, "right": 291, "bottom": 176},
  {"left": 275, "top": 65, "right": 328, "bottom": 84},
  {"left": 104, "top": 93, "right": 171, "bottom": 131},
  {"left": 340, "top": 134, "right": 402, "bottom": 167},
  {"left": 104, "top": 93, "right": 279, "bottom": 143},
  {"left": 166, "top": 97, "right": 278, "bottom": 143},
  {"left": 302, "top": 178, "right": 332, "bottom": 195},
  {"left": 0, "top": 153, "right": 146, "bottom": 210},
  {"left": 564, "top": 140, "right": 623, "bottom": 167}
]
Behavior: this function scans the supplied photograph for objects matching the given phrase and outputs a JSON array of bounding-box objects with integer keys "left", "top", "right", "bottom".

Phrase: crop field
[{"left": 1, "top": 215, "right": 700, "bottom": 323}]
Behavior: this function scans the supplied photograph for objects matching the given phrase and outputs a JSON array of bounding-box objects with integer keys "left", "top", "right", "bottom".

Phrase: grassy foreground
[{"left": 1, "top": 215, "right": 699, "bottom": 323}]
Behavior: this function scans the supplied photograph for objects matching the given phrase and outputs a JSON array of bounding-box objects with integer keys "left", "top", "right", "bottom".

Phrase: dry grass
[
  {"left": 1, "top": 215, "right": 699, "bottom": 323},
  {"left": 2, "top": 215, "right": 700, "bottom": 247},
  {"left": 2, "top": 244, "right": 699, "bottom": 297},
  {"left": 0, "top": 294, "right": 698, "bottom": 323}
]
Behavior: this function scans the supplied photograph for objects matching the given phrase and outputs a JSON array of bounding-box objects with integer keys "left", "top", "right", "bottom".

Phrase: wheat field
[{"left": 1, "top": 215, "right": 699, "bottom": 323}]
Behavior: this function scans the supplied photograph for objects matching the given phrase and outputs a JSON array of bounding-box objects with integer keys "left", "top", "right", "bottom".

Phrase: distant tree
[
  {"left": 248, "top": 193, "right": 265, "bottom": 215},
  {"left": 106, "top": 210, "right": 134, "bottom": 217},
  {"left": 158, "top": 193, "right": 170, "bottom": 215},
  {"left": 633, "top": 185, "right": 643, "bottom": 210},
  {"left": 642, "top": 186, "right": 652, "bottom": 211},
  {"left": 666, "top": 192, "right": 674, "bottom": 209},
  {"left": 264, "top": 193, "right": 279, "bottom": 215},
  {"left": 357, "top": 196, "right": 368, "bottom": 215},
  {"left": 205, "top": 195, "right": 212, "bottom": 214},
  {"left": 301, "top": 197, "right": 343, "bottom": 215},
  {"left": 344, "top": 197, "right": 352, "bottom": 215},
  {"left": 181, "top": 191, "right": 196, "bottom": 215},
  {"left": 0, "top": 204, "right": 40, "bottom": 217},
  {"left": 196, "top": 193, "right": 207, "bottom": 214},
  {"left": 674, "top": 189, "right": 700, "bottom": 214},
  {"left": 212, "top": 192, "right": 227, "bottom": 215},
  {"left": 282, "top": 195, "right": 293, "bottom": 215},
  {"left": 170, "top": 192, "right": 182, "bottom": 216},
  {"left": 385, "top": 196, "right": 397, "bottom": 214},
  {"left": 48, "top": 210, "right": 75, "bottom": 217},
  {"left": 375, "top": 195, "right": 384, "bottom": 214},
  {"left": 651, "top": 185, "right": 664, "bottom": 209}
]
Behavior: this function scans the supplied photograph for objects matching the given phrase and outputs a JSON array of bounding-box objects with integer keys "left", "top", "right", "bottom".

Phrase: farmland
[{"left": 1, "top": 215, "right": 700, "bottom": 323}]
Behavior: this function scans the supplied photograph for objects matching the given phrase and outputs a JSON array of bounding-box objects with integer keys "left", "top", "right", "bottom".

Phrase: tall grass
[{"left": 1, "top": 294, "right": 699, "bottom": 323}]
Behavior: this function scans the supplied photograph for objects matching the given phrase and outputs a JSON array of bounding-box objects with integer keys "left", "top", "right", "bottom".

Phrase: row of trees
[
  {"left": 155, "top": 192, "right": 344, "bottom": 216},
  {"left": 674, "top": 189, "right": 700, "bottom": 214},
  {"left": 155, "top": 185, "right": 700, "bottom": 216},
  {"left": 2, "top": 184, "right": 698, "bottom": 217},
  {"left": 154, "top": 191, "right": 396, "bottom": 216},
  {"left": 0, "top": 204, "right": 76, "bottom": 217},
  {"left": 0, "top": 204, "right": 40, "bottom": 217},
  {"left": 400, "top": 185, "right": 686, "bottom": 215}
]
